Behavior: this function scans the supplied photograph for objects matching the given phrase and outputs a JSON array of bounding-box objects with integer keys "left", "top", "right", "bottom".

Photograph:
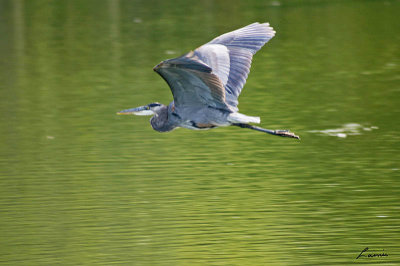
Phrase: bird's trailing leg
[{"left": 233, "top": 123, "right": 300, "bottom": 139}]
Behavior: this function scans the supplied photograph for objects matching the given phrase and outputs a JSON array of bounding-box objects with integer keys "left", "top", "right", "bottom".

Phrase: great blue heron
[{"left": 118, "top": 22, "right": 299, "bottom": 139}]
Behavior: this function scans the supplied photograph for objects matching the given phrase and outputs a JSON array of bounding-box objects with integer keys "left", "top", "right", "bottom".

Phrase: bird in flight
[{"left": 118, "top": 22, "right": 299, "bottom": 139}]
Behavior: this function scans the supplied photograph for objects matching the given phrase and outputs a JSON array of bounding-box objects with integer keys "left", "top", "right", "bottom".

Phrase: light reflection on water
[
  {"left": 0, "top": 0, "right": 399, "bottom": 265},
  {"left": 308, "top": 123, "right": 378, "bottom": 138}
]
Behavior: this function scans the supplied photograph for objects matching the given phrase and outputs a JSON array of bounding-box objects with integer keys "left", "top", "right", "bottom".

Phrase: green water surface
[{"left": 1, "top": 0, "right": 399, "bottom": 265}]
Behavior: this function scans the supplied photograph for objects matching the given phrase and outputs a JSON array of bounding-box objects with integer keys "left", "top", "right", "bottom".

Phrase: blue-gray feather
[
  {"left": 154, "top": 22, "right": 275, "bottom": 113},
  {"left": 197, "top": 22, "right": 275, "bottom": 110},
  {"left": 154, "top": 52, "right": 230, "bottom": 111}
]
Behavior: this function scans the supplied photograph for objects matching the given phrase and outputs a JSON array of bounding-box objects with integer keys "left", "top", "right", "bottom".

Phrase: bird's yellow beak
[{"left": 117, "top": 106, "right": 154, "bottom": 116}]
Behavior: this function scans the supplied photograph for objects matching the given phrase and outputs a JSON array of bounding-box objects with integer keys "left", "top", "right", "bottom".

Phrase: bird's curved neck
[{"left": 150, "top": 104, "right": 177, "bottom": 132}]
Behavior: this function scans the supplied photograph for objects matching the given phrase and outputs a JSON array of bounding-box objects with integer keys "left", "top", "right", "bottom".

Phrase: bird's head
[{"left": 117, "top": 102, "right": 164, "bottom": 116}]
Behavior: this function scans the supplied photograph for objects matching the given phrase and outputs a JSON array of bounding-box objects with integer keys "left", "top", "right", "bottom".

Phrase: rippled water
[
  {"left": 1, "top": 0, "right": 399, "bottom": 265},
  {"left": 308, "top": 123, "right": 379, "bottom": 138}
]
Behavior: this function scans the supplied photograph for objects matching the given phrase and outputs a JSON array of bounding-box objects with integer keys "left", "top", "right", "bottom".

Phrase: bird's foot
[{"left": 274, "top": 130, "right": 300, "bottom": 140}]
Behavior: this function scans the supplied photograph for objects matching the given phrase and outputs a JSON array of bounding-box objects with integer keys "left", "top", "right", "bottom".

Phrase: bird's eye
[{"left": 148, "top": 103, "right": 161, "bottom": 108}]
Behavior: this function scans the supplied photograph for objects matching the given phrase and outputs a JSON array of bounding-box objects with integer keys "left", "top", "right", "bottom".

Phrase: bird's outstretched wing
[
  {"left": 153, "top": 51, "right": 232, "bottom": 111},
  {"left": 194, "top": 22, "right": 275, "bottom": 111}
]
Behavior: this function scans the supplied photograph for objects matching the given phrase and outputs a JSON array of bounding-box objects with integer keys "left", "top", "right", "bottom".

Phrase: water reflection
[{"left": 308, "top": 123, "right": 379, "bottom": 138}]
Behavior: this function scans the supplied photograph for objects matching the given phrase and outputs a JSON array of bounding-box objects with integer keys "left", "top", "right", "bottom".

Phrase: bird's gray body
[
  {"left": 118, "top": 22, "right": 300, "bottom": 139},
  {"left": 147, "top": 102, "right": 229, "bottom": 132}
]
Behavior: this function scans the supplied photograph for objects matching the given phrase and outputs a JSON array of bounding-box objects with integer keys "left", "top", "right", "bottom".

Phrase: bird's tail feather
[{"left": 228, "top": 113, "right": 260, "bottom": 124}]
